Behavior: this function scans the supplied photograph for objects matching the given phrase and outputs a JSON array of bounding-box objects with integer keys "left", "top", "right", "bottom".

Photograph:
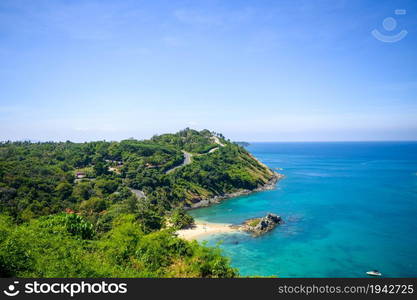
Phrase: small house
[{"left": 76, "top": 172, "right": 86, "bottom": 179}]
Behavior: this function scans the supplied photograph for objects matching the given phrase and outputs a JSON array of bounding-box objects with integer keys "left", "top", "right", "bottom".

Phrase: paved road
[
  {"left": 211, "top": 136, "right": 225, "bottom": 147},
  {"left": 206, "top": 136, "right": 225, "bottom": 153},
  {"left": 166, "top": 151, "right": 192, "bottom": 174},
  {"left": 129, "top": 151, "right": 193, "bottom": 198},
  {"left": 166, "top": 137, "right": 224, "bottom": 173},
  {"left": 129, "top": 188, "right": 146, "bottom": 199},
  {"left": 129, "top": 137, "right": 224, "bottom": 196},
  {"left": 208, "top": 147, "right": 219, "bottom": 153}
]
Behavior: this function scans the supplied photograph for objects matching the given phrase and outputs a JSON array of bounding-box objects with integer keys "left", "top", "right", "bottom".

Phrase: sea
[{"left": 190, "top": 142, "right": 417, "bottom": 277}]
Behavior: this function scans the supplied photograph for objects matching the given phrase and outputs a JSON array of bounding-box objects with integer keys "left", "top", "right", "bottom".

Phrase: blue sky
[{"left": 1, "top": 0, "right": 416, "bottom": 142}]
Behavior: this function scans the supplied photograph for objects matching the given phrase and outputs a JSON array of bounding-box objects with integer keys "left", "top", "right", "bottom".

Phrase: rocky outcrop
[{"left": 241, "top": 213, "right": 283, "bottom": 236}]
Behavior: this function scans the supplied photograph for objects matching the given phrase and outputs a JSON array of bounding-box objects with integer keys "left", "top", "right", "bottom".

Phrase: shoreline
[
  {"left": 175, "top": 221, "right": 240, "bottom": 241},
  {"left": 185, "top": 171, "right": 284, "bottom": 210},
  {"left": 177, "top": 171, "right": 284, "bottom": 241}
]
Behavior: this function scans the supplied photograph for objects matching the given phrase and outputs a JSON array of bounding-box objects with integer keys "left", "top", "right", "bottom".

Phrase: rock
[{"left": 242, "top": 213, "right": 283, "bottom": 236}]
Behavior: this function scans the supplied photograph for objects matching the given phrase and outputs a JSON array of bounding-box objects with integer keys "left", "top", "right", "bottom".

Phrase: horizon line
[
  {"left": 1, "top": 139, "right": 417, "bottom": 144},
  {"left": 245, "top": 140, "right": 417, "bottom": 143}
]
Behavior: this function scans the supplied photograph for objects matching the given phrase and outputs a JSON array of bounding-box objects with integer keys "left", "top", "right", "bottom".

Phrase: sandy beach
[{"left": 176, "top": 221, "right": 239, "bottom": 240}]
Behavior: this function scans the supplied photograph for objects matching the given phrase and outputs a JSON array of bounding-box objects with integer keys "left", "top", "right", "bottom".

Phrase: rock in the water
[{"left": 242, "top": 213, "right": 283, "bottom": 236}]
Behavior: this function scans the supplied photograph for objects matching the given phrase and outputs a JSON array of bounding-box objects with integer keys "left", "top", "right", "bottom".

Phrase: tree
[
  {"left": 79, "top": 197, "right": 107, "bottom": 215},
  {"left": 170, "top": 208, "right": 194, "bottom": 229},
  {"left": 55, "top": 182, "right": 73, "bottom": 200},
  {"left": 93, "top": 162, "right": 108, "bottom": 176}
]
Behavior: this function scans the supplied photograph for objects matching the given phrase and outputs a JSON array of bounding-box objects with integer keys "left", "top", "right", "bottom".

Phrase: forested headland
[{"left": 0, "top": 128, "right": 276, "bottom": 277}]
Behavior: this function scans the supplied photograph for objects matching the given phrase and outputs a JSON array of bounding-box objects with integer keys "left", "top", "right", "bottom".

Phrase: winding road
[
  {"left": 129, "top": 136, "right": 225, "bottom": 199},
  {"left": 129, "top": 151, "right": 193, "bottom": 199},
  {"left": 166, "top": 151, "right": 192, "bottom": 174},
  {"left": 129, "top": 188, "right": 146, "bottom": 199},
  {"left": 211, "top": 136, "right": 225, "bottom": 147}
]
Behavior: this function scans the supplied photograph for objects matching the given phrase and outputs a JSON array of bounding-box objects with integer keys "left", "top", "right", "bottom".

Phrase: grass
[
  {"left": 247, "top": 219, "right": 260, "bottom": 227},
  {"left": 74, "top": 167, "right": 93, "bottom": 174}
]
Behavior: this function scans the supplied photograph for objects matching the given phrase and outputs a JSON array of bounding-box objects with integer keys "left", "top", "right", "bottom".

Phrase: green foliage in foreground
[{"left": 0, "top": 214, "right": 237, "bottom": 278}]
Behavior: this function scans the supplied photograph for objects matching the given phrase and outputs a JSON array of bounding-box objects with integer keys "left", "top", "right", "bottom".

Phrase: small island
[{"left": 240, "top": 213, "right": 283, "bottom": 236}]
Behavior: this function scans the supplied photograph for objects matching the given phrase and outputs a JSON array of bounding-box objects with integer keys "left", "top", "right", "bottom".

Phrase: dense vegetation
[
  {"left": 0, "top": 128, "right": 275, "bottom": 277},
  {"left": 0, "top": 214, "right": 235, "bottom": 277}
]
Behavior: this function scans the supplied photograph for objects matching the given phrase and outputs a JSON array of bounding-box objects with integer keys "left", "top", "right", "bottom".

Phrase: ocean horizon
[{"left": 190, "top": 141, "right": 417, "bottom": 277}]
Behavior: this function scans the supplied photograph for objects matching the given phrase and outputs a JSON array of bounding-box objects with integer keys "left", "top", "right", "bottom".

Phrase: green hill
[{"left": 0, "top": 128, "right": 279, "bottom": 278}]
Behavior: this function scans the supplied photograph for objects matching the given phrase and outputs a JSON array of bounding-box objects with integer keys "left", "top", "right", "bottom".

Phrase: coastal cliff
[
  {"left": 185, "top": 171, "right": 283, "bottom": 209},
  {"left": 180, "top": 143, "right": 283, "bottom": 209},
  {"left": 141, "top": 128, "right": 283, "bottom": 209}
]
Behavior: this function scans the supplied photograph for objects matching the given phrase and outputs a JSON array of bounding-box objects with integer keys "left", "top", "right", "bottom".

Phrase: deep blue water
[{"left": 190, "top": 142, "right": 417, "bottom": 277}]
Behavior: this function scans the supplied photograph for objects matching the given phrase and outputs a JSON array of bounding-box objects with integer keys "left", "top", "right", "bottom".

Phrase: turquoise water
[{"left": 190, "top": 142, "right": 417, "bottom": 277}]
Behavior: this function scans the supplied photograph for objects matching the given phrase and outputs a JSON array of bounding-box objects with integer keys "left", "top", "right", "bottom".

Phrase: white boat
[{"left": 366, "top": 270, "right": 382, "bottom": 276}]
